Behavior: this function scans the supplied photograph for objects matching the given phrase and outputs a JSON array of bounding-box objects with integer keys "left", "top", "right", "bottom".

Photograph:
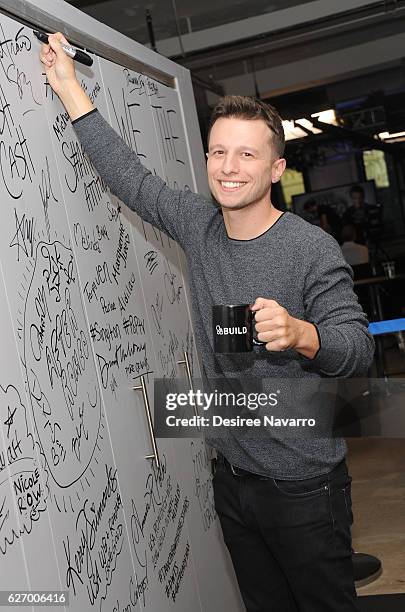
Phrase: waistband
[{"left": 215, "top": 453, "right": 347, "bottom": 481}]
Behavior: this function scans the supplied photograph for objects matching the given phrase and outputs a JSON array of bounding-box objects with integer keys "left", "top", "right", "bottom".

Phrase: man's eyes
[{"left": 210, "top": 151, "right": 254, "bottom": 157}]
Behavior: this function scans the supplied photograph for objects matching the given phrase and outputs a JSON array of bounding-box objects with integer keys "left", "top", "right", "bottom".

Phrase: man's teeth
[{"left": 221, "top": 181, "right": 246, "bottom": 188}]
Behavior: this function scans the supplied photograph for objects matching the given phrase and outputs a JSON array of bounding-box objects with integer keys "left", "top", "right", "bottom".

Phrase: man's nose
[{"left": 221, "top": 153, "right": 239, "bottom": 174}]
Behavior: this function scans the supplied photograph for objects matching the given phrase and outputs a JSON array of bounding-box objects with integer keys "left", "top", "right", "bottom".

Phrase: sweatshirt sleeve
[
  {"left": 304, "top": 233, "right": 375, "bottom": 376},
  {"left": 72, "top": 108, "right": 201, "bottom": 246}
]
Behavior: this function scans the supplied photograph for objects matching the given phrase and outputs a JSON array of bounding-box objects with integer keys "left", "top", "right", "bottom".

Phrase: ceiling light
[
  {"left": 282, "top": 120, "right": 309, "bottom": 141},
  {"left": 283, "top": 109, "right": 337, "bottom": 141},
  {"left": 378, "top": 130, "right": 405, "bottom": 141},
  {"left": 311, "top": 109, "right": 337, "bottom": 125},
  {"left": 295, "top": 119, "right": 322, "bottom": 134}
]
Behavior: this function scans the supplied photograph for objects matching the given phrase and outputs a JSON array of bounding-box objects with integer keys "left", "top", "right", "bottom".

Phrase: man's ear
[{"left": 271, "top": 158, "right": 286, "bottom": 184}]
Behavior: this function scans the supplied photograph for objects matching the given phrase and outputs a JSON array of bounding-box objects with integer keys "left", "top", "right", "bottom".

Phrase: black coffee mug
[{"left": 213, "top": 304, "right": 264, "bottom": 353}]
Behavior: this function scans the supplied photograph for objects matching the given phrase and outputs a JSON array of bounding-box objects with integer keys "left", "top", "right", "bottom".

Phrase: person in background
[
  {"left": 302, "top": 198, "right": 342, "bottom": 243},
  {"left": 343, "top": 185, "right": 380, "bottom": 244},
  {"left": 341, "top": 224, "right": 370, "bottom": 266},
  {"left": 302, "top": 198, "right": 321, "bottom": 226}
]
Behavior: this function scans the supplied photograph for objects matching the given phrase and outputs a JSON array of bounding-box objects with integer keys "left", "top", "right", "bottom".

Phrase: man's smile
[{"left": 219, "top": 180, "right": 247, "bottom": 191}]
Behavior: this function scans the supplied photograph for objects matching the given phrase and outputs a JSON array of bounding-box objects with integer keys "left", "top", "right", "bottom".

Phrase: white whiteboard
[{"left": 0, "top": 2, "right": 243, "bottom": 612}]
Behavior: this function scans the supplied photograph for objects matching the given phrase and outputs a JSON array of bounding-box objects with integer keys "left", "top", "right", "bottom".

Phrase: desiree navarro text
[{"left": 166, "top": 415, "right": 317, "bottom": 428}]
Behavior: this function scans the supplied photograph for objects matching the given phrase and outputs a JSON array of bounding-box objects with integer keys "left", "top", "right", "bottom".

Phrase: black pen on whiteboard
[{"left": 33, "top": 30, "right": 93, "bottom": 67}]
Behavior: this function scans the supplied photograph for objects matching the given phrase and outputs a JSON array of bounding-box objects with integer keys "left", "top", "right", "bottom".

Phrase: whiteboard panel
[{"left": 96, "top": 58, "right": 204, "bottom": 612}]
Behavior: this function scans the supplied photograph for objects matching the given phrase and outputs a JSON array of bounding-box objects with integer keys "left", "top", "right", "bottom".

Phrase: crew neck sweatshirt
[{"left": 73, "top": 109, "right": 375, "bottom": 479}]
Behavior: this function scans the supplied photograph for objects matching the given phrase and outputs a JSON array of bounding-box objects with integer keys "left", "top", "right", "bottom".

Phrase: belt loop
[{"left": 230, "top": 463, "right": 238, "bottom": 476}]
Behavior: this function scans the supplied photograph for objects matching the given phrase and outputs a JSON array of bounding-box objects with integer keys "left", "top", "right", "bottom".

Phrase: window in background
[
  {"left": 281, "top": 168, "right": 305, "bottom": 208},
  {"left": 363, "top": 150, "right": 389, "bottom": 188}
]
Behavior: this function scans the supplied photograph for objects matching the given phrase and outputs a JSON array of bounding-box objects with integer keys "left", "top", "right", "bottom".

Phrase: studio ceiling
[
  {"left": 67, "top": 0, "right": 312, "bottom": 46},
  {"left": 65, "top": 0, "right": 405, "bottom": 125}
]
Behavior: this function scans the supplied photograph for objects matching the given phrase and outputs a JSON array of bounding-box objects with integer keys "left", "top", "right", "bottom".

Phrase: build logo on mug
[{"left": 213, "top": 304, "right": 264, "bottom": 353}]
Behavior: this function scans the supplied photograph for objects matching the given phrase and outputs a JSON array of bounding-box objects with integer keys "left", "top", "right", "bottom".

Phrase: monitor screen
[{"left": 292, "top": 180, "right": 380, "bottom": 243}]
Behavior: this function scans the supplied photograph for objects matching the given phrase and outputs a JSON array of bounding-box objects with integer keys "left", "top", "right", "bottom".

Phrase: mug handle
[{"left": 249, "top": 308, "right": 266, "bottom": 346}]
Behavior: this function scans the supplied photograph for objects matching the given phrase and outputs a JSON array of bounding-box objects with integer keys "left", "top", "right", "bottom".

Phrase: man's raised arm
[{"left": 39, "top": 32, "right": 200, "bottom": 244}]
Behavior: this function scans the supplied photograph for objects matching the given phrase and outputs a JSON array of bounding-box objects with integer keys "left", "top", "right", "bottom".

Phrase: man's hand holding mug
[{"left": 251, "top": 297, "right": 320, "bottom": 359}]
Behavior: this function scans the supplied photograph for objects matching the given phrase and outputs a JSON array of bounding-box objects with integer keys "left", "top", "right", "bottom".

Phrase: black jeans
[{"left": 213, "top": 456, "right": 359, "bottom": 612}]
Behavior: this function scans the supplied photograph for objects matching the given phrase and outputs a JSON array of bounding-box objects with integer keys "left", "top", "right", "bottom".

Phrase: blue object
[{"left": 368, "top": 318, "right": 405, "bottom": 335}]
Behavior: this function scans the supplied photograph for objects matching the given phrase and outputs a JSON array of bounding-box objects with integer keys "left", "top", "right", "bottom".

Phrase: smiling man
[{"left": 41, "top": 33, "right": 374, "bottom": 612}]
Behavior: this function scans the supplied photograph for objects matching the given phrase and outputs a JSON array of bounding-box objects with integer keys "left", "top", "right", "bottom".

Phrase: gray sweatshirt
[{"left": 73, "top": 109, "right": 375, "bottom": 479}]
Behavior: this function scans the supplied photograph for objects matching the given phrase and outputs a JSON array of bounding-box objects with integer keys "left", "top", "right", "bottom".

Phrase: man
[
  {"left": 343, "top": 185, "right": 381, "bottom": 244},
  {"left": 302, "top": 198, "right": 342, "bottom": 243},
  {"left": 341, "top": 224, "right": 370, "bottom": 266},
  {"left": 40, "top": 34, "right": 374, "bottom": 612}
]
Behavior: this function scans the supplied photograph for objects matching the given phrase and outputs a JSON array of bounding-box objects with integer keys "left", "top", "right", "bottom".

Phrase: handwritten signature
[
  {"left": 0, "top": 24, "right": 41, "bottom": 106},
  {"left": 163, "top": 259, "right": 182, "bottom": 305},
  {"left": 9, "top": 209, "right": 35, "bottom": 261}
]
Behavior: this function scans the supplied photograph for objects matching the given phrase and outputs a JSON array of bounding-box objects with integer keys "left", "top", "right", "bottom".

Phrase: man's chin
[
  {"left": 218, "top": 200, "right": 248, "bottom": 211},
  {"left": 212, "top": 193, "right": 247, "bottom": 210}
]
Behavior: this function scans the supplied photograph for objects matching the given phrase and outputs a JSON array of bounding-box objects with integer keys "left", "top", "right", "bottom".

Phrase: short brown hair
[{"left": 208, "top": 95, "right": 285, "bottom": 158}]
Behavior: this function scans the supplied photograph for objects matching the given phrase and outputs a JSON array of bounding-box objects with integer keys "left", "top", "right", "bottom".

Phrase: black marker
[{"left": 33, "top": 30, "right": 93, "bottom": 67}]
